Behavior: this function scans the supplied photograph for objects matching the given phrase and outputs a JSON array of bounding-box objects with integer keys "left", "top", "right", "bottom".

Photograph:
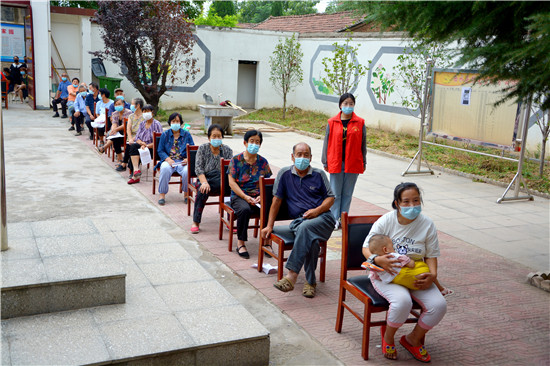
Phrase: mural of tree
[
  {"left": 321, "top": 36, "right": 369, "bottom": 97},
  {"left": 93, "top": 1, "right": 199, "bottom": 112},
  {"left": 269, "top": 34, "right": 304, "bottom": 119},
  {"left": 371, "top": 64, "right": 394, "bottom": 104},
  {"left": 391, "top": 39, "right": 453, "bottom": 117}
]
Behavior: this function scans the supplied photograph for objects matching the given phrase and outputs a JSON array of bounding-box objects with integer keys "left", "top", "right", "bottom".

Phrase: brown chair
[
  {"left": 218, "top": 158, "right": 260, "bottom": 252},
  {"left": 151, "top": 132, "right": 184, "bottom": 195},
  {"left": 335, "top": 212, "right": 422, "bottom": 360},
  {"left": 110, "top": 117, "right": 127, "bottom": 163},
  {"left": 1, "top": 80, "right": 9, "bottom": 109},
  {"left": 259, "top": 193, "right": 328, "bottom": 282}
]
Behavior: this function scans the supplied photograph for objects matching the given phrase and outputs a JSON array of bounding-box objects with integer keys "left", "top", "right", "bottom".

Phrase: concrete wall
[{"left": 42, "top": 12, "right": 547, "bottom": 156}]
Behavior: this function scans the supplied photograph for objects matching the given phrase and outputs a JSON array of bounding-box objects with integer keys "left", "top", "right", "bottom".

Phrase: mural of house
[{"left": 1, "top": 2, "right": 546, "bottom": 155}]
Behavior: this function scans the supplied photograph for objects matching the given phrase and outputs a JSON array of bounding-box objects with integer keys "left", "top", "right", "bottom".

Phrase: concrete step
[{"left": 1, "top": 220, "right": 126, "bottom": 319}]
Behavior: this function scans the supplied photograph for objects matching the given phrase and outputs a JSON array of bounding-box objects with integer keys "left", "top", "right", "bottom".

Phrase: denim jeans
[
  {"left": 158, "top": 161, "right": 188, "bottom": 194},
  {"left": 329, "top": 162, "right": 359, "bottom": 221},
  {"left": 279, "top": 211, "right": 335, "bottom": 285}
]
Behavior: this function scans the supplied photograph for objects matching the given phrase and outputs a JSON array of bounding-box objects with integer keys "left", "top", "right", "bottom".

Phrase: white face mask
[{"left": 142, "top": 112, "right": 153, "bottom": 121}]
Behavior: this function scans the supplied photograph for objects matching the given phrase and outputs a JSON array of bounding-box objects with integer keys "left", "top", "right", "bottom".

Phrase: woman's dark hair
[
  {"left": 208, "top": 124, "right": 224, "bottom": 138},
  {"left": 244, "top": 129, "right": 263, "bottom": 144},
  {"left": 114, "top": 97, "right": 125, "bottom": 105},
  {"left": 392, "top": 182, "right": 422, "bottom": 209},
  {"left": 338, "top": 93, "right": 356, "bottom": 109},
  {"left": 72, "top": 77, "right": 80, "bottom": 83},
  {"left": 168, "top": 112, "right": 183, "bottom": 125},
  {"left": 142, "top": 104, "right": 154, "bottom": 112},
  {"left": 99, "top": 88, "right": 110, "bottom": 98},
  {"left": 89, "top": 82, "right": 98, "bottom": 90},
  {"left": 132, "top": 97, "right": 144, "bottom": 110}
]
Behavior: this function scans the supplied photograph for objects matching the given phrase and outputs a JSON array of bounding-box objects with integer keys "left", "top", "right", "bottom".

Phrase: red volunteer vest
[{"left": 326, "top": 112, "right": 365, "bottom": 174}]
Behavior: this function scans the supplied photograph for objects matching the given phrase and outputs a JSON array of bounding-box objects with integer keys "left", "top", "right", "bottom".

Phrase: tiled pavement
[{"left": 80, "top": 121, "right": 550, "bottom": 366}]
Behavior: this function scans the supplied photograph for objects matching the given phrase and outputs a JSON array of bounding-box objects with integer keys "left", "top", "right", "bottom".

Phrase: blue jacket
[
  {"left": 58, "top": 80, "right": 71, "bottom": 99},
  {"left": 158, "top": 128, "right": 195, "bottom": 163}
]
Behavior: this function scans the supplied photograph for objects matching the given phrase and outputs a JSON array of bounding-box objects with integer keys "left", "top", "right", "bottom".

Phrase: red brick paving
[{"left": 79, "top": 133, "right": 550, "bottom": 365}]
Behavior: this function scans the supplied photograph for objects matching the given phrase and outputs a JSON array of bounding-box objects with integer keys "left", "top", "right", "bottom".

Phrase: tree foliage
[
  {"left": 210, "top": 1, "right": 236, "bottom": 17},
  {"left": 194, "top": 13, "right": 238, "bottom": 28},
  {"left": 365, "top": 1, "right": 550, "bottom": 111},
  {"left": 93, "top": 0, "right": 199, "bottom": 111},
  {"left": 50, "top": 0, "right": 98, "bottom": 9},
  {"left": 325, "top": 0, "right": 362, "bottom": 14},
  {"left": 50, "top": 0, "right": 204, "bottom": 18},
  {"left": 321, "top": 36, "right": 369, "bottom": 97},
  {"left": 392, "top": 39, "right": 453, "bottom": 117},
  {"left": 269, "top": 34, "right": 304, "bottom": 119},
  {"left": 237, "top": 1, "right": 318, "bottom": 23}
]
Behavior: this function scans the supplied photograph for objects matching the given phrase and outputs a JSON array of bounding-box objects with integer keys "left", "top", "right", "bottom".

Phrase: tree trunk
[
  {"left": 540, "top": 136, "right": 547, "bottom": 178},
  {"left": 144, "top": 93, "right": 161, "bottom": 115},
  {"left": 283, "top": 94, "right": 287, "bottom": 120}
]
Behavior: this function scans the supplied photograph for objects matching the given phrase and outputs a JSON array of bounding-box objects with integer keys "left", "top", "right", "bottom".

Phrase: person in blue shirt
[
  {"left": 108, "top": 88, "right": 131, "bottom": 117},
  {"left": 93, "top": 88, "right": 114, "bottom": 147},
  {"left": 72, "top": 83, "right": 88, "bottom": 136},
  {"left": 261, "top": 142, "right": 336, "bottom": 298},
  {"left": 84, "top": 82, "right": 100, "bottom": 140},
  {"left": 52, "top": 72, "right": 71, "bottom": 118},
  {"left": 156, "top": 112, "right": 195, "bottom": 206}
]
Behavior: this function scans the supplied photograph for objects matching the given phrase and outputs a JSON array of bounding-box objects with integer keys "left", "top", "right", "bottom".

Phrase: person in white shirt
[{"left": 362, "top": 182, "right": 447, "bottom": 362}]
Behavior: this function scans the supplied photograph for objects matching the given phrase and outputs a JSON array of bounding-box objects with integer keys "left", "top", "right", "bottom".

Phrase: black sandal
[{"left": 236, "top": 245, "right": 250, "bottom": 259}]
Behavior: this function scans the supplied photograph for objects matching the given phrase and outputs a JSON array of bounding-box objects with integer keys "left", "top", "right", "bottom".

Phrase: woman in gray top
[{"left": 191, "top": 124, "right": 233, "bottom": 233}]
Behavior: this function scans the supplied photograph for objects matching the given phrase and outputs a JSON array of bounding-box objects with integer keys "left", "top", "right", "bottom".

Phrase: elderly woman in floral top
[
  {"left": 98, "top": 98, "right": 132, "bottom": 168},
  {"left": 190, "top": 124, "right": 233, "bottom": 234},
  {"left": 127, "top": 104, "right": 163, "bottom": 184},
  {"left": 228, "top": 130, "right": 272, "bottom": 259},
  {"left": 116, "top": 97, "right": 145, "bottom": 172}
]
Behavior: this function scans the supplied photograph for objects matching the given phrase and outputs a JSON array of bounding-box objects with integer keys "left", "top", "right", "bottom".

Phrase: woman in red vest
[{"left": 321, "top": 93, "right": 367, "bottom": 229}]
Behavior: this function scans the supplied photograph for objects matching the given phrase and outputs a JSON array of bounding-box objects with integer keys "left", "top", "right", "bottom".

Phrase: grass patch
[{"left": 237, "top": 107, "right": 549, "bottom": 194}]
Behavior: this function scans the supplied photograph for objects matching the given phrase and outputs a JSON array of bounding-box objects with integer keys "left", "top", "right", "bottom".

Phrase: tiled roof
[{"left": 247, "top": 11, "right": 365, "bottom": 33}]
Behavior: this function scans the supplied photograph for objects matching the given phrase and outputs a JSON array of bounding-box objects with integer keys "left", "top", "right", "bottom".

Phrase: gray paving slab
[
  {"left": 125, "top": 242, "right": 192, "bottom": 264},
  {"left": 156, "top": 281, "right": 240, "bottom": 312},
  {"left": 35, "top": 233, "right": 110, "bottom": 258},
  {"left": 139, "top": 260, "right": 212, "bottom": 286}
]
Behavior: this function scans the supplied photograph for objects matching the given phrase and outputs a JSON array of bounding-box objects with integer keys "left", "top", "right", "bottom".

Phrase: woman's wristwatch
[{"left": 367, "top": 254, "right": 378, "bottom": 264}]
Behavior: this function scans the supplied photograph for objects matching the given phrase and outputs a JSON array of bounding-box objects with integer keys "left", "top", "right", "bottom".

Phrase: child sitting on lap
[{"left": 365, "top": 234, "right": 431, "bottom": 290}]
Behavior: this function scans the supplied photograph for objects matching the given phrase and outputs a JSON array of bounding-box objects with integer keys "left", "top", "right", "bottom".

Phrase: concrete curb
[{"left": 235, "top": 119, "right": 550, "bottom": 199}]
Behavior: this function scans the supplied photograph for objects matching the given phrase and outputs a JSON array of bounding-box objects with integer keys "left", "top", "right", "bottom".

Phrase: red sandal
[
  {"left": 399, "top": 335, "right": 431, "bottom": 363},
  {"left": 382, "top": 336, "right": 397, "bottom": 360}
]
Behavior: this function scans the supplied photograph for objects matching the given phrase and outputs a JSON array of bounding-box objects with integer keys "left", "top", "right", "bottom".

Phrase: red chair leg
[
  {"left": 362, "top": 306, "right": 371, "bottom": 360},
  {"left": 228, "top": 213, "right": 234, "bottom": 252},
  {"left": 335, "top": 287, "right": 346, "bottom": 333},
  {"left": 277, "top": 243, "right": 285, "bottom": 281}
]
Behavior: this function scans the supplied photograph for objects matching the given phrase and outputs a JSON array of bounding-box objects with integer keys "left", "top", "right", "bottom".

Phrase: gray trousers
[{"left": 278, "top": 211, "right": 335, "bottom": 285}]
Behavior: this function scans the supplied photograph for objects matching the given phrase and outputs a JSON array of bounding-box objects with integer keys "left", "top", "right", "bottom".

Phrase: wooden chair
[
  {"left": 258, "top": 191, "right": 328, "bottom": 282},
  {"left": 1, "top": 80, "right": 9, "bottom": 109},
  {"left": 151, "top": 132, "right": 183, "bottom": 195},
  {"left": 218, "top": 158, "right": 260, "bottom": 252},
  {"left": 335, "top": 212, "right": 422, "bottom": 360},
  {"left": 186, "top": 145, "right": 221, "bottom": 217},
  {"left": 110, "top": 117, "right": 127, "bottom": 163}
]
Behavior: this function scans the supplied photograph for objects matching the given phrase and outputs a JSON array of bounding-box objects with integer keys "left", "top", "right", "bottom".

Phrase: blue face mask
[
  {"left": 116, "top": 95, "right": 124, "bottom": 100},
  {"left": 341, "top": 106, "right": 354, "bottom": 115},
  {"left": 170, "top": 123, "right": 181, "bottom": 131},
  {"left": 210, "top": 139, "right": 222, "bottom": 148},
  {"left": 72, "top": 84, "right": 78, "bottom": 88},
  {"left": 20, "top": 71, "right": 25, "bottom": 75},
  {"left": 247, "top": 143, "right": 260, "bottom": 155},
  {"left": 130, "top": 105, "right": 136, "bottom": 112},
  {"left": 115, "top": 105, "right": 124, "bottom": 112},
  {"left": 400, "top": 205, "right": 422, "bottom": 220},
  {"left": 294, "top": 157, "right": 310, "bottom": 171},
  {"left": 61, "top": 77, "right": 67, "bottom": 81},
  {"left": 80, "top": 91, "right": 87, "bottom": 98}
]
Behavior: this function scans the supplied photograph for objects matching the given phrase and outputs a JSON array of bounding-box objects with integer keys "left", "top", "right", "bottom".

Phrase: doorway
[{"left": 237, "top": 60, "right": 257, "bottom": 109}]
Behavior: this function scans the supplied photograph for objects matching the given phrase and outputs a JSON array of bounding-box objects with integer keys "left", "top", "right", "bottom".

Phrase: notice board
[
  {"left": 1, "top": 23, "right": 25, "bottom": 62},
  {"left": 429, "top": 69, "right": 520, "bottom": 149}
]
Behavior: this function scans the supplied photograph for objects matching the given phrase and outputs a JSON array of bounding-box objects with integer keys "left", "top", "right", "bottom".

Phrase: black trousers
[
  {"left": 111, "top": 137, "right": 124, "bottom": 155},
  {"left": 192, "top": 175, "right": 221, "bottom": 224},
  {"left": 126, "top": 143, "right": 152, "bottom": 173},
  {"left": 85, "top": 115, "right": 94, "bottom": 138},
  {"left": 73, "top": 113, "right": 84, "bottom": 133},
  {"left": 52, "top": 97, "right": 67, "bottom": 114},
  {"left": 230, "top": 195, "right": 260, "bottom": 242}
]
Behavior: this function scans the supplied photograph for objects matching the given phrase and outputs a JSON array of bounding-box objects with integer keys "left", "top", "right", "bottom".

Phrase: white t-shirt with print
[{"left": 363, "top": 210, "right": 440, "bottom": 261}]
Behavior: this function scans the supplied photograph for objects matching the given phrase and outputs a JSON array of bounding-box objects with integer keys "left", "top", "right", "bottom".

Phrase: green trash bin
[{"left": 98, "top": 76, "right": 123, "bottom": 97}]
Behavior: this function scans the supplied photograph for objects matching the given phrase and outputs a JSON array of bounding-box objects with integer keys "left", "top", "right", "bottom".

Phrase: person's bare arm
[
  {"left": 260, "top": 196, "right": 283, "bottom": 239},
  {"left": 362, "top": 247, "right": 400, "bottom": 275},
  {"left": 228, "top": 175, "right": 256, "bottom": 204},
  {"left": 414, "top": 257, "right": 437, "bottom": 290},
  {"left": 302, "top": 196, "right": 334, "bottom": 219}
]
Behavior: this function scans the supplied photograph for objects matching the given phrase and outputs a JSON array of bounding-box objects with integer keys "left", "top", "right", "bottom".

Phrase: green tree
[
  {"left": 391, "top": 39, "right": 453, "bottom": 117},
  {"left": 237, "top": 1, "right": 318, "bottom": 23},
  {"left": 195, "top": 12, "right": 238, "bottom": 27},
  {"left": 365, "top": 1, "right": 550, "bottom": 110},
  {"left": 50, "top": 1, "right": 204, "bottom": 18},
  {"left": 210, "top": 1, "right": 236, "bottom": 17},
  {"left": 325, "top": 0, "right": 360, "bottom": 14},
  {"left": 269, "top": 34, "right": 304, "bottom": 119},
  {"left": 321, "top": 36, "right": 369, "bottom": 97},
  {"left": 50, "top": 0, "right": 98, "bottom": 9}
]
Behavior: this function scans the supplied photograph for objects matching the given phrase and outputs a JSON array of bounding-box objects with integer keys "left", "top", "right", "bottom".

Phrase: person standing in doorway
[{"left": 321, "top": 92, "right": 367, "bottom": 230}]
